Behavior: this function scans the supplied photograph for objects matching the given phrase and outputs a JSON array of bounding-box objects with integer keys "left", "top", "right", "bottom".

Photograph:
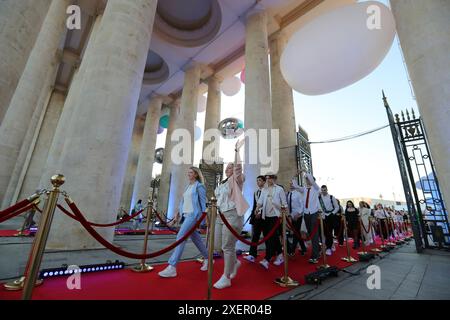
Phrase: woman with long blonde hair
[{"left": 158, "top": 166, "right": 209, "bottom": 278}]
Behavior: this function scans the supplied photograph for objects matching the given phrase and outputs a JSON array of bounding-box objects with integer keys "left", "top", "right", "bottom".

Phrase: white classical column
[
  {"left": 0, "top": 0, "right": 69, "bottom": 205},
  {"left": 202, "top": 76, "right": 221, "bottom": 162},
  {"left": 46, "top": 0, "right": 158, "bottom": 250},
  {"left": 270, "top": 30, "right": 297, "bottom": 188},
  {"left": 243, "top": 6, "right": 273, "bottom": 214},
  {"left": 16, "top": 91, "right": 66, "bottom": 201},
  {"left": 167, "top": 65, "right": 201, "bottom": 218},
  {"left": 120, "top": 115, "right": 145, "bottom": 211},
  {"left": 158, "top": 101, "right": 181, "bottom": 215},
  {"left": 132, "top": 97, "right": 163, "bottom": 204},
  {"left": 39, "top": 14, "right": 103, "bottom": 191},
  {"left": 0, "top": 0, "right": 51, "bottom": 123},
  {"left": 390, "top": 0, "right": 450, "bottom": 210}
]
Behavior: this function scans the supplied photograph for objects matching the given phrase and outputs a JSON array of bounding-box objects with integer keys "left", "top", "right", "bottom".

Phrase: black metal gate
[{"left": 384, "top": 92, "right": 449, "bottom": 250}]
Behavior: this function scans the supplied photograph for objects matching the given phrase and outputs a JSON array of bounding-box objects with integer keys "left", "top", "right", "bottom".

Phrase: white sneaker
[
  {"left": 244, "top": 255, "right": 255, "bottom": 263},
  {"left": 331, "top": 245, "right": 336, "bottom": 252},
  {"left": 259, "top": 259, "right": 269, "bottom": 270},
  {"left": 158, "top": 265, "right": 177, "bottom": 278},
  {"left": 200, "top": 259, "right": 212, "bottom": 271},
  {"left": 213, "top": 274, "right": 231, "bottom": 289},
  {"left": 230, "top": 260, "right": 241, "bottom": 279},
  {"left": 273, "top": 254, "right": 284, "bottom": 266},
  {"left": 325, "top": 249, "right": 332, "bottom": 256}
]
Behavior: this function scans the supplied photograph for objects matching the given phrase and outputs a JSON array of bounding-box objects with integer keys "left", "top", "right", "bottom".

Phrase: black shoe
[
  {"left": 308, "top": 258, "right": 319, "bottom": 264},
  {"left": 300, "top": 251, "right": 306, "bottom": 256}
]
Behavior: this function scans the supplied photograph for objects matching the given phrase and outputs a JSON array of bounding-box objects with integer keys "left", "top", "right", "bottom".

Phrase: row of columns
[{"left": 0, "top": 0, "right": 448, "bottom": 250}]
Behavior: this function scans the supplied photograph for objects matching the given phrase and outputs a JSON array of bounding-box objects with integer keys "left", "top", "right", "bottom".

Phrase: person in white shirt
[
  {"left": 256, "top": 173, "right": 287, "bottom": 270},
  {"left": 318, "top": 185, "right": 340, "bottom": 256},
  {"left": 244, "top": 175, "right": 267, "bottom": 262},
  {"left": 158, "top": 167, "right": 209, "bottom": 278},
  {"left": 292, "top": 169, "right": 322, "bottom": 264},
  {"left": 286, "top": 180, "right": 306, "bottom": 256},
  {"left": 373, "top": 203, "right": 390, "bottom": 240},
  {"left": 213, "top": 140, "right": 248, "bottom": 289}
]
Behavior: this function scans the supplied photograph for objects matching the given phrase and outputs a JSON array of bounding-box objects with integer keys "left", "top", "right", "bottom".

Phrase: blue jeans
[{"left": 168, "top": 213, "right": 208, "bottom": 267}]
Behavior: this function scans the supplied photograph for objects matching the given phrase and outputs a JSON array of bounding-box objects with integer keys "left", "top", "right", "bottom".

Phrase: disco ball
[
  {"left": 218, "top": 117, "right": 244, "bottom": 139},
  {"left": 154, "top": 148, "right": 164, "bottom": 164}
]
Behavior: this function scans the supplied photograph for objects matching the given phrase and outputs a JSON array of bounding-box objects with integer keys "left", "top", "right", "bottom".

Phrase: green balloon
[
  {"left": 159, "top": 115, "right": 170, "bottom": 128},
  {"left": 237, "top": 120, "right": 244, "bottom": 129}
]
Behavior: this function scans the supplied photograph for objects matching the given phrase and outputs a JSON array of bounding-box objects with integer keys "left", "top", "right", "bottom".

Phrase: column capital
[{"left": 240, "top": 3, "right": 267, "bottom": 24}]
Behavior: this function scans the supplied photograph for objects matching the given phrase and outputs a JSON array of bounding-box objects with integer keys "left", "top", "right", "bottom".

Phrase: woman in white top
[
  {"left": 158, "top": 167, "right": 209, "bottom": 278},
  {"left": 359, "top": 201, "right": 373, "bottom": 245},
  {"left": 373, "top": 203, "right": 390, "bottom": 240},
  {"left": 213, "top": 140, "right": 249, "bottom": 289}
]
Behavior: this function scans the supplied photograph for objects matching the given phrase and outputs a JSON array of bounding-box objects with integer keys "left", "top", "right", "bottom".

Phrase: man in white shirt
[
  {"left": 292, "top": 169, "right": 322, "bottom": 264},
  {"left": 245, "top": 175, "right": 266, "bottom": 262},
  {"left": 256, "top": 174, "right": 287, "bottom": 269},
  {"left": 318, "top": 185, "right": 340, "bottom": 256},
  {"left": 286, "top": 181, "right": 306, "bottom": 256}
]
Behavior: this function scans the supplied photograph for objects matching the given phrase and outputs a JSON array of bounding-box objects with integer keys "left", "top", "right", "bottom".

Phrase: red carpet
[
  {"left": 0, "top": 237, "right": 400, "bottom": 300},
  {"left": 0, "top": 229, "right": 33, "bottom": 237}
]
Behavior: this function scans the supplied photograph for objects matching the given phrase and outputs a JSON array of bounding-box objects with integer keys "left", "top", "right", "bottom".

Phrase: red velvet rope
[
  {"left": 359, "top": 219, "right": 372, "bottom": 234},
  {"left": 0, "top": 202, "right": 35, "bottom": 224},
  {"left": 286, "top": 216, "right": 320, "bottom": 241},
  {"left": 0, "top": 198, "right": 31, "bottom": 219},
  {"left": 219, "top": 213, "right": 281, "bottom": 246},
  {"left": 57, "top": 204, "right": 146, "bottom": 227},
  {"left": 154, "top": 210, "right": 177, "bottom": 232},
  {"left": 65, "top": 201, "right": 207, "bottom": 259}
]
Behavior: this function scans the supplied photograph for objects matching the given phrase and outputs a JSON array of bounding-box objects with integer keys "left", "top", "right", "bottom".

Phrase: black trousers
[
  {"left": 288, "top": 216, "right": 307, "bottom": 254},
  {"left": 249, "top": 219, "right": 264, "bottom": 258},
  {"left": 263, "top": 216, "right": 282, "bottom": 261},
  {"left": 324, "top": 214, "right": 342, "bottom": 249}
]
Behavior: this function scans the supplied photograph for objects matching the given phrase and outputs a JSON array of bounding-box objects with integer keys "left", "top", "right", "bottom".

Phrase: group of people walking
[{"left": 154, "top": 140, "right": 410, "bottom": 289}]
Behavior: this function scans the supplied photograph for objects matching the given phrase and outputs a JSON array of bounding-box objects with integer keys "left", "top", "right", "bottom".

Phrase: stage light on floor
[{"left": 39, "top": 261, "right": 125, "bottom": 279}]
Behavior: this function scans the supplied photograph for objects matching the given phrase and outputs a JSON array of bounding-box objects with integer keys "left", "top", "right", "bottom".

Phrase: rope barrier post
[
  {"left": 132, "top": 196, "right": 154, "bottom": 273},
  {"left": 207, "top": 197, "right": 217, "bottom": 300},
  {"left": 275, "top": 206, "right": 299, "bottom": 287},
  {"left": 341, "top": 214, "right": 357, "bottom": 263},
  {"left": 20, "top": 174, "right": 65, "bottom": 300},
  {"left": 370, "top": 217, "right": 382, "bottom": 253},
  {"left": 318, "top": 213, "right": 330, "bottom": 269}
]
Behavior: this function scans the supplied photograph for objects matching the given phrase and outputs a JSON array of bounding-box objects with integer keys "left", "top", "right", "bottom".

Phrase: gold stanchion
[
  {"left": 20, "top": 174, "right": 65, "bottom": 300},
  {"left": 318, "top": 213, "right": 331, "bottom": 269},
  {"left": 341, "top": 214, "right": 357, "bottom": 263},
  {"left": 132, "top": 197, "right": 154, "bottom": 273},
  {"left": 207, "top": 197, "right": 217, "bottom": 300},
  {"left": 370, "top": 217, "right": 382, "bottom": 253},
  {"left": 275, "top": 206, "right": 299, "bottom": 287}
]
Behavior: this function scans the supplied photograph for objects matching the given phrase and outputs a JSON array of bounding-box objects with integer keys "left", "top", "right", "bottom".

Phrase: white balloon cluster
[
  {"left": 280, "top": 1, "right": 396, "bottom": 95},
  {"left": 221, "top": 76, "right": 241, "bottom": 96}
]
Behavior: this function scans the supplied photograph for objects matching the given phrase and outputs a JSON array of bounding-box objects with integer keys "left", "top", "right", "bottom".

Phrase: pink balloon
[
  {"left": 157, "top": 125, "right": 164, "bottom": 134},
  {"left": 240, "top": 68, "right": 245, "bottom": 84}
]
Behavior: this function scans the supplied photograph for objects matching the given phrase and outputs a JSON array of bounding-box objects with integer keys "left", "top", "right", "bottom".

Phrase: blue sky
[{"left": 154, "top": 0, "right": 417, "bottom": 202}]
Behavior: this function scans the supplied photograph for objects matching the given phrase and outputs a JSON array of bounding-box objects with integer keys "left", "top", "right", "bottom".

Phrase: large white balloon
[
  {"left": 197, "top": 94, "right": 207, "bottom": 113},
  {"left": 194, "top": 126, "right": 202, "bottom": 141},
  {"left": 280, "top": 1, "right": 396, "bottom": 95},
  {"left": 221, "top": 76, "right": 241, "bottom": 96}
]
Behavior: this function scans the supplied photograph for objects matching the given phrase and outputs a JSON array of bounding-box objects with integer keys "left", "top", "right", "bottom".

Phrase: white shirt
[
  {"left": 215, "top": 180, "right": 236, "bottom": 213},
  {"left": 319, "top": 194, "right": 339, "bottom": 216},
  {"left": 182, "top": 183, "right": 195, "bottom": 214},
  {"left": 292, "top": 174, "right": 321, "bottom": 215},
  {"left": 374, "top": 209, "right": 389, "bottom": 219},
  {"left": 257, "top": 184, "right": 287, "bottom": 218},
  {"left": 286, "top": 190, "right": 303, "bottom": 218}
]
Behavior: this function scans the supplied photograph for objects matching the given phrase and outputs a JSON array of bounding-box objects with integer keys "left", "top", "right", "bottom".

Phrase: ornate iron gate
[{"left": 384, "top": 92, "right": 449, "bottom": 250}]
